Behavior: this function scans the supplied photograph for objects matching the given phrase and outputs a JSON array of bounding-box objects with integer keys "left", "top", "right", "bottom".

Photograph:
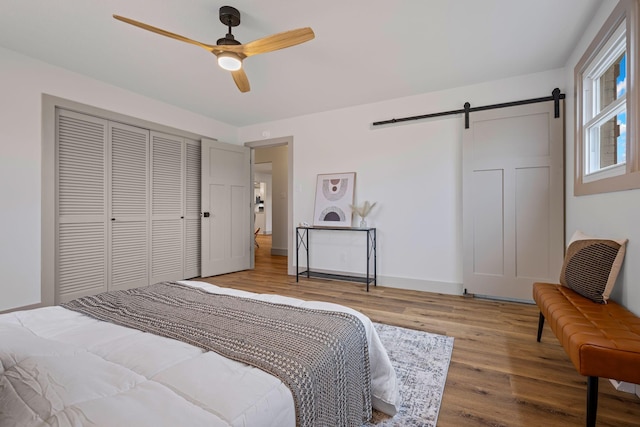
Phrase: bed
[{"left": 0, "top": 280, "right": 399, "bottom": 426}]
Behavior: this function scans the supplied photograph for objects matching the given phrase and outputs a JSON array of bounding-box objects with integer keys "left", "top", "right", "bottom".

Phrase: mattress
[{"left": 0, "top": 280, "right": 399, "bottom": 426}]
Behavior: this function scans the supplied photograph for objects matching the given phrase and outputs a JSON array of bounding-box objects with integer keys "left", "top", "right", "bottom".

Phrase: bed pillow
[{"left": 559, "top": 230, "right": 628, "bottom": 303}]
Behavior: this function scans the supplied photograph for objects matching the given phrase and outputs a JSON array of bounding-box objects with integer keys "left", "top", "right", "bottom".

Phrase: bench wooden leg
[
  {"left": 587, "top": 376, "right": 598, "bottom": 427},
  {"left": 537, "top": 312, "right": 545, "bottom": 342}
]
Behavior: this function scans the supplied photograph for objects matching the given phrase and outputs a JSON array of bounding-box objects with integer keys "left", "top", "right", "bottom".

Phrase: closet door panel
[
  {"left": 152, "top": 219, "right": 183, "bottom": 278},
  {"left": 111, "top": 126, "right": 148, "bottom": 218},
  {"left": 150, "top": 132, "right": 184, "bottom": 283},
  {"left": 184, "top": 139, "right": 201, "bottom": 279},
  {"left": 152, "top": 133, "right": 183, "bottom": 216},
  {"left": 112, "top": 221, "right": 148, "bottom": 287},
  {"left": 56, "top": 110, "right": 108, "bottom": 302},
  {"left": 109, "top": 122, "right": 149, "bottom": 290},
  {"left": 58, "top": 223, "right": 106, "bottom": 300}
]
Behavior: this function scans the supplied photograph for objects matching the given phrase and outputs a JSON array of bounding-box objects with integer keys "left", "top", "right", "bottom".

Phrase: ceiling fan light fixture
[
  {"left": 217, "top": 52, "right": 242, "bottom": 71},
  {"left": 113, "top": 8, "right": 314, "bottom": 93}
]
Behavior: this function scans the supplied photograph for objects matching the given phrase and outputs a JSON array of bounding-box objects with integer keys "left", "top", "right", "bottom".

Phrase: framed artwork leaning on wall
[{"left": 313, "top": 172, "right": 356, "bottom": 227}]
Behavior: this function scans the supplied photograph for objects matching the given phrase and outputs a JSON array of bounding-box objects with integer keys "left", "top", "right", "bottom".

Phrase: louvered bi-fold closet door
[
  {"left": 109, "top": 122, "right": 150, "bottom": 290},
  {"left": 56, "top": 110, "right": 108, "bottom": 303},
  {"left": 184, "top": 139, "right": 201, "bottom": 279},
  {"left": 150, "top": 131, "right": 184, "bottom": 283}
]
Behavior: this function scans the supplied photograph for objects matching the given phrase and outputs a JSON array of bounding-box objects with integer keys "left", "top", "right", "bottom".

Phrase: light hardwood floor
[{"left": 198, "top": 234, "right": 640, "bottom": 427}]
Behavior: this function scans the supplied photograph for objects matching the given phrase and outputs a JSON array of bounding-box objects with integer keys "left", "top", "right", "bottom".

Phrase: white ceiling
[{"left": 0, "top": 0, "right": 601, "bottom": 127}]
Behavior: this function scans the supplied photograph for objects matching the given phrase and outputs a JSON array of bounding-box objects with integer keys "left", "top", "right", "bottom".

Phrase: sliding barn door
[
  {"left": 462, "top": 101, "right": 564, "bottom": 301},
  {"left": 201, "top": 139, "right": 251, "bottom": 277}
]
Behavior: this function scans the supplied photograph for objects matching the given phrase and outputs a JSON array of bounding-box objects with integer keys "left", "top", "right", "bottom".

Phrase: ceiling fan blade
[
  {"left": 231, "top": 69, "right": 250, "bottom": 93},
  {"left": 113, "top": 15, "right": 217, "bottom": 52},
  {"left": 210, "top": 44, "right": 246, "bottom": 55},
  {"left": 240, "top": 27, "right": 315, "bottom": 57}
]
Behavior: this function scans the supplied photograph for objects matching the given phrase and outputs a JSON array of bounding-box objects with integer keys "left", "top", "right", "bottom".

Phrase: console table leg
[
  {"left": 306, "top": 229, "right": 310, "bottom": 279},
  {"left": 366, "top": 230, "right": 370, "bottom": 292},
  {"left": 373, "top": 229, "right": 377, "bottom": 286},
  {"left": 296, "top": 229, "right": 300, "bottom": 282}
]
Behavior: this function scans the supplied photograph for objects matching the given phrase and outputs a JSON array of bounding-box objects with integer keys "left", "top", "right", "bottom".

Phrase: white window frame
[
  {"left": 583, "top": 22, "right": 626, "bottom": 182},
  {"left": 575, "top": 0, "right": 640, "bottom": 195}
]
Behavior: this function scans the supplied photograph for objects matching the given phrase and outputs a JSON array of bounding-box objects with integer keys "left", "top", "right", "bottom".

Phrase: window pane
[
  {"left": 617, "top": 110, "right": 627, "bottom": 164},
  {"left": 597, "top": 110, "right": 626, "bottom": 170},
  {"left": 598, "top": 53, "right": 626, "bottom": 112}
]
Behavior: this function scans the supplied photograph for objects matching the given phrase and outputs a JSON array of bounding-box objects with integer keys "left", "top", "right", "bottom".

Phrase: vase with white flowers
[{"left": 350, "top": 201, "right": 377, "bottom": 228}]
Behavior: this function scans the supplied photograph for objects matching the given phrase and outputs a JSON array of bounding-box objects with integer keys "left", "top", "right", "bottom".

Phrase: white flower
[{"left": 350, "top": 201, "right": 377, "bottom": 218}]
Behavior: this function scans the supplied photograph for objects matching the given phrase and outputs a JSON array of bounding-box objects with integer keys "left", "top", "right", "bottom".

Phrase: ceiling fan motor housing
[
  {"left": 218, "top": 6, "right": 241, "bottom": 45},
  {"left": 219, "top": 6, "right": 240, "bottom": 27}
]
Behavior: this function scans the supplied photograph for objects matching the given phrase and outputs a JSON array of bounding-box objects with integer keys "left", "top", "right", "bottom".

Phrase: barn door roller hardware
[{"left": 372, "top": 88, "right": 564, "bottom": 129}]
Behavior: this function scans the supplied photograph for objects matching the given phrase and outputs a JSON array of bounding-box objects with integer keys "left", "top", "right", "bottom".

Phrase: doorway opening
[
  {"left": 254, "top": 162, "right": 272, "bottom": 239},
  {"left": 245, "top": 136, "right": 293, "bottom": 275}
]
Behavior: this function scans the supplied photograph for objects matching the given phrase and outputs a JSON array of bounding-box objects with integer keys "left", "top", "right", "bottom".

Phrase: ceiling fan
[{"left": 113, "top": 6, "right": 315, "bottom": 93}]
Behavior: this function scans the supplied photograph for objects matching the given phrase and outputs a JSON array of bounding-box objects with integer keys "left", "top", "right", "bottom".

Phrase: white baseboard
[
  {"left": 290, "top": 267, "right": 463, "bottom": 295},
  {"left": 377, "top": 275, "right": 463, "bottom": 295}
]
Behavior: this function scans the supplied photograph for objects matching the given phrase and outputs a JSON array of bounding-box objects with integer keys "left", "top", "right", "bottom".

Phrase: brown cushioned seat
[{"left": 533, "top": 282, "right": 640, "bottom": 426}]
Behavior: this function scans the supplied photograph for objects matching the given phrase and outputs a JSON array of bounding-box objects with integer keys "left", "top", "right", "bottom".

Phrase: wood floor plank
[{"left": 198, "top": 234, "right": 640, "bottom": 426}]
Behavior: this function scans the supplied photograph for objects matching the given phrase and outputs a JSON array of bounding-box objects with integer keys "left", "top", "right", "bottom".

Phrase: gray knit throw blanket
[{"left": 62, "top": 282, "right": 372, "bottom": 427}]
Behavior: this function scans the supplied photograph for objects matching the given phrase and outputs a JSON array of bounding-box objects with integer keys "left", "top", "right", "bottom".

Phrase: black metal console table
[{"left": 295, "top": 226, "right": 377, "bottom": 291}]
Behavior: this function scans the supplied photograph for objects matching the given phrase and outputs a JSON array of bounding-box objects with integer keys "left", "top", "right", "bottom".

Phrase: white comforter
[{"left": 0, "top": 280, "right": 399, "bottom": 426}]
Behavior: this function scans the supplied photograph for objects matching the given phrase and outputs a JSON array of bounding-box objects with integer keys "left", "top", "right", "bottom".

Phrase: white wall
[
  {"left": 0, "top": 46, "right": 238, "bottom": 312},
  {"left": 564, "top": 0, "right": 640, "bottom": 315},
  {"left": 239, "top": 68, "right": 566, "bottom": 294},
  {"left": 2, "top": 40, "right": 590, "bottom": 307}
]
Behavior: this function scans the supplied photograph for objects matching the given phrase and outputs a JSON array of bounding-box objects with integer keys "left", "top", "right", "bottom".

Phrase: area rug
[{"left": 366, "top": 322, "right": 454, "bottom": 427}]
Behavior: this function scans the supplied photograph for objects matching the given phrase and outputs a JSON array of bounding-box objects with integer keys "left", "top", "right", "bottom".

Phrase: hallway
[{"left": 255, "top": 233, "right": 288, "bottom": 274}]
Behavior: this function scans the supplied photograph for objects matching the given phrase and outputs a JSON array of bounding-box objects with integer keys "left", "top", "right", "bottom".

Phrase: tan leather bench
[{"left": 533, "top": 282, "right": 640, "bottom": 427}]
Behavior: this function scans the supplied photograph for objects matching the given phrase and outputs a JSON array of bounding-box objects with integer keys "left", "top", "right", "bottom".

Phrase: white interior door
[
  {"left": 201, "top": 139, "right": 251, "bottom": 277},
  {"left": 462, "top": 101, "right": 564, "bottom": 301}
]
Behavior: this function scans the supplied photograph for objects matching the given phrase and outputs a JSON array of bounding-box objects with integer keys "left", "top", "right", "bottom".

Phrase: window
[
  {"left": 584, "top": 26, "right": 626, "bottom": 181},
  {"left": 575, "top": 0, "right": 639, "bottom": 195}
]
